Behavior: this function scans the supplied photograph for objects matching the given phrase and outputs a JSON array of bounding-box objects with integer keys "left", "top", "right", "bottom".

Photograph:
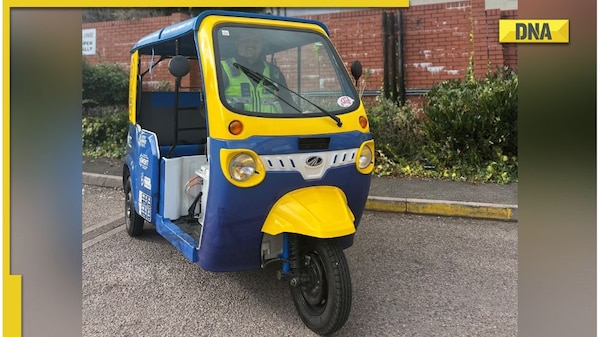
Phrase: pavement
[{"left": 82, "top": 156, "right": 518, "bottom": 222}]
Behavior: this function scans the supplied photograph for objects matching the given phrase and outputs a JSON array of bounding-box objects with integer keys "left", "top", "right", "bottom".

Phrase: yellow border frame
[
  {"left": 3, "top": 4, "right": 19, "bottom": 337},
  {"left": 5, "top": 1, "right": 409, "bottom": 7},
  {"left": 2, "top": 4, "right": 409, "bottom": 336}
]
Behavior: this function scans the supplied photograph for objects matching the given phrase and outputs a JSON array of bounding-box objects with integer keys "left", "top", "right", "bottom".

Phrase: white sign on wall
[{"left": 82, "top": 28, "right": 96, "bottom": 55}]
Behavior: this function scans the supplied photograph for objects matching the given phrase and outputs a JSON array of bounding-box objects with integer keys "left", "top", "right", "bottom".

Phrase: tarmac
[{"left": 82, "top": 156, "right": 518, "bottom": 222}]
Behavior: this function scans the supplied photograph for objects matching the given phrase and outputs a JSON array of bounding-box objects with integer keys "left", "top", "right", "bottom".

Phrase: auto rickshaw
[{"left": 123, "top": 10, "right": 374, "bottom": 335}]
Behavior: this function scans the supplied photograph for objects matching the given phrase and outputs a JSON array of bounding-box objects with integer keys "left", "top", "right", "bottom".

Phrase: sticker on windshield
[
  {"left": 221, "top": 29, "right": 230, "bottom": 36},
  {"left": 337, "top": 96, "right": 354, "bottom": 108}
]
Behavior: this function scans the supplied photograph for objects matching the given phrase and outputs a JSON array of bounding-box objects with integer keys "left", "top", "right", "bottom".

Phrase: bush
[
  {"left": 83, "top": 104, "right": 127, "bottom": 118},
  {"left": 366, "top": 98, "right": 424, "bottom": 161},
  {"left": 420, "top": 67, "right": 518, "bottom": 182},
  {"left": 82, "top": 59, "right": 129, "bottom": 109},
  {"left": 365, "top": 67, "right": 518, "bottom": 183},
  {"left": 82, "top": 111, "right": 129, "bottom": 158}
]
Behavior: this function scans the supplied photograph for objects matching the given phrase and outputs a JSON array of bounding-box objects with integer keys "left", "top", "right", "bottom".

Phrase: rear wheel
[
  {"left": 290, "top": 238, "right": 352, "bottom": 336},
  {"left": 124, "top": 176, "right": 144, "bottom": 237}
]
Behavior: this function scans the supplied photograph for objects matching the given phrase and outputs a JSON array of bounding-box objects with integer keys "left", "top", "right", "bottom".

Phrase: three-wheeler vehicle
[{"left": 123, "top": 10, "right": 374, "bottom": 335}]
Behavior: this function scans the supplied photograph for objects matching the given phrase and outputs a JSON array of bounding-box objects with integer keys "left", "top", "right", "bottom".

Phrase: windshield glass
[{"left": 214, "top": 25, "right": 359, "bottom": 117}]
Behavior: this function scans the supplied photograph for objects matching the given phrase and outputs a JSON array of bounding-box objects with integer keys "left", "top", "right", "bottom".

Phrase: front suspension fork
[
  {"left": 278, "top": 232, "right": 296, "bottom": 277},
  {"left": 277, "top": 233, "right": 312, "bottom": 287}
]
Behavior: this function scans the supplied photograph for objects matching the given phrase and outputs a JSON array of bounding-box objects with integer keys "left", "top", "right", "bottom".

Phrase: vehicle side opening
[
  {"left": 137, "top": 91, "right": 206, "bottom": 157},
  {"left": 132, "top": 36, "right": 210, "bottom": 237},
  {"left": 136, "top": 52, "right": 207, "bottom": 158}
]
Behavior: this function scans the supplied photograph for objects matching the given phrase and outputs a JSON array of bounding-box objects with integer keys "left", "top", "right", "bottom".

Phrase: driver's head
[{"left": 235, "top": 30, "right": 264, "bottom": 65}]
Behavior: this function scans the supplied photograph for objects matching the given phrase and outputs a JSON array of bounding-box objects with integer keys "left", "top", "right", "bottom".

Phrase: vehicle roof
[{"left": 131, "top": 10, "right": 330, "bottom": 56}]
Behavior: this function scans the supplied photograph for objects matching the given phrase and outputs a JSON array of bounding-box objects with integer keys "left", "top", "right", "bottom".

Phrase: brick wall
[
  {"left": 82, "top": 12, "right": 198, "bottom": 88},
  {"left": 501, "top": 9, "right": 518, "bottom": 70},
  {"left": 301, "top": 0, "right": 517, "bottom": 101},
  {"left": 299, "top": 10, "right": 386, "bottom": 96},
  {"left": 83, "top": 1, "right": 517, "bottom": 104}
]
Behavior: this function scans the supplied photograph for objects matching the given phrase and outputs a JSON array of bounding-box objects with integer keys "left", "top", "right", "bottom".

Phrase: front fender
[{"left": 261, "top": 186, "right": 356, "bottom": 238}]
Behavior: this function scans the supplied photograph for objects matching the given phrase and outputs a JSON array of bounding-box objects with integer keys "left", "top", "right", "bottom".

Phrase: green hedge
[
  {"left": 82, "top": 60, "right": 130, "bottom": 157},
  {"left": 422, "top": 67, "right": 517, "bottom": 166},
  {"left": 367, "top": 67, "right": 518, "bottom": 183},
  {"left": 366, "top": 98, "right": 424, "bottom": 160},
  {"left": 82, "top": 111, "right": 128, "bottom": 158},
  {"left": 82, "top": 59, "right": 129, "bottom": 108}
]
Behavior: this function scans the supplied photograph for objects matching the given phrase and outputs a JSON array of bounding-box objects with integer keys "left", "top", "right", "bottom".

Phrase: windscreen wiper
[
  {"left": 233, "top": 62, "right": 279, "bottom": 92},
  {"left": 286, "top": 86, "right": 343, "bottom": 128},
  {"left": 233, "top": 62, "right": 342, "bottom": 127},
  {"left": 233, "top": 63, "right": 302, "bottom": 113}
]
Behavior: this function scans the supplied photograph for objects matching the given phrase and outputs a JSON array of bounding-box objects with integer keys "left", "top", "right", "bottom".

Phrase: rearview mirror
[
  {"left": 168, "top": 55, "right": 190, "bottom": 78},
  {"left": 350, "top": 60, "right": 362, "bottom": 86}
]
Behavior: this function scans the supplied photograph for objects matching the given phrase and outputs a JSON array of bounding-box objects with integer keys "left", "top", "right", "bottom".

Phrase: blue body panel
[
  {"left": 147, "top": 91, "right": 202, "bottom": 108},
  {"left": 155, "top": 215, "right": 198, "bottom": 262},
  {"left": 125, "top": 124, "right": 161, "bottom": 224},
  {"left": 220, "top": 131, "right": 370, "bottom": 155},
  {"left": 126, "top": 124, "right": 202, "bottom": 262},
  {"left": 197, "top": 133, "right": 371, "bottom": 272}
]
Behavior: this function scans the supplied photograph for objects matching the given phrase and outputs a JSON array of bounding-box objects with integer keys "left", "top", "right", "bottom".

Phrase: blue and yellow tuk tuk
[{"left": 123, "top": 10, "right": 374, "bottom": 335}]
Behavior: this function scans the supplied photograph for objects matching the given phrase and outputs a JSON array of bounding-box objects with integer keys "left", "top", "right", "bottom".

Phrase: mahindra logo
[{"left": 305, "top": 156, "right": 324, "bottom": 167}]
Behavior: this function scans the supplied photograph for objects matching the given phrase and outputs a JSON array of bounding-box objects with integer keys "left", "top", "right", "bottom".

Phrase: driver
[{"left": 221, "top": 29, "right": 295, "bottom": 113}]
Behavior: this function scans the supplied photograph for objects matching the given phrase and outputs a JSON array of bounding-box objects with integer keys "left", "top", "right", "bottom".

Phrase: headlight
[
  {"left": 358, "top": 146, "right": 372, "bottom": 169},
  {"left": 229, "top": 153, "right": 256, "bottom": 181},
  {"left": 221, "top": 149, "right": 266, "bottom": 187},
  {"left": 355, "top": 140, "right": 374, "bottom": 174}
]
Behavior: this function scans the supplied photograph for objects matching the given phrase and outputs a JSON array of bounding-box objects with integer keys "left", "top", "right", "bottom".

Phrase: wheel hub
[{"left": 300, "top": 253, "right": 327, "bottom": 310}]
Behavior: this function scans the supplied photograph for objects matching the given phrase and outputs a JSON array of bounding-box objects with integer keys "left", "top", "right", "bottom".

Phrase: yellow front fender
[{"left": 262, "top": 186, "right": 356, "bottom": 238}]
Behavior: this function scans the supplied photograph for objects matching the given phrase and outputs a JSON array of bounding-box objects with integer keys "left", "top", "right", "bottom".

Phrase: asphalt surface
[
  {"left": 82, "top": 184, "right": 518, "bottom": 337},
  {"left": 82, "top": 156, "right": 518, "bottom": 221}
]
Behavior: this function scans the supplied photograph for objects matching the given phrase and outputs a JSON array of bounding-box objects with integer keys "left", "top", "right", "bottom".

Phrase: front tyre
[
  {"left": 124, "top": 176, "right": 144, "bottom": 237},
  {"left": 290, "top": 238, "right": 352, "bottom": 336}
]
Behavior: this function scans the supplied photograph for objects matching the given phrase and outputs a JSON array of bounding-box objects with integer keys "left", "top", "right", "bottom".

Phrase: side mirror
[
  {"left": 168, "top": 55, "right": 190, "bottom": 78},
  {"left": 350, "top": 60, "right": 363, "bottom": 85}
]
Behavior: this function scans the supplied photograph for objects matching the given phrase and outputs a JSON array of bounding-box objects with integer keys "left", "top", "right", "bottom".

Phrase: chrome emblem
[{"left": 305, "top": 156, "right": 324, "bottom": 167}]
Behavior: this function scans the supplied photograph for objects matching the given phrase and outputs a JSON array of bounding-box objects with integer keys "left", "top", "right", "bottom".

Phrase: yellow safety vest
[{"left": 221, "top": 58, "right": 283, "bottom": 113}]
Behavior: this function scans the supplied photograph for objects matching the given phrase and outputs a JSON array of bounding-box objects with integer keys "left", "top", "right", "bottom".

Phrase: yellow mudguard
[{"left": 262, "top": 186, "right": 356, "bottom": 238}]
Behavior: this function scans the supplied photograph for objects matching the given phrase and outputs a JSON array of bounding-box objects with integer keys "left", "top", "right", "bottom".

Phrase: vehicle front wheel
[
  {"left": 124, "top": 176, "right": 144, "bottom": 237},
  {"left": 290, "top": 238, "right": 352, "bottom": 336}
]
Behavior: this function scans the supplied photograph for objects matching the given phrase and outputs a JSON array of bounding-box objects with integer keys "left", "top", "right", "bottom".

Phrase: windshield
[{"left": 214, "top": 25, "right": 359, "bottom": 117}]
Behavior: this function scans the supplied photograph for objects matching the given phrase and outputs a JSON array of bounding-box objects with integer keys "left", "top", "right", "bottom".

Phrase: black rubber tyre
[
  {"left": 290, "top": 238, "right": 352, "bottom": 336},
  {"left": 124, "top": 176, "right": 144, "bottom": 237}
]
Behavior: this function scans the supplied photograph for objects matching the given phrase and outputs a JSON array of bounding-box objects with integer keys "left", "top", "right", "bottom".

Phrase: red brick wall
[
  {"left": 299, "top": 10, "right": 386, "bottom": 95},
  {"left": 82, "top": 12, "right": 199, "bottom": 89},
  {"left": 83, "top": 12, "right": 191, "bottom": 65},
  {"left": 83, "top": 1, "right": 517, "bottom": 102},
  {"left": 501, "top": 9, "right": 518, "bottom": 70},
  {"left": 301, "top": 0, "right": 517, "bottom": 95}
]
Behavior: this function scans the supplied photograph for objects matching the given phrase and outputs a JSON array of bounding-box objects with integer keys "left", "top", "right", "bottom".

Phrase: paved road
[{"left": 83, "top": 185, "right": 517, "bottom": 337}]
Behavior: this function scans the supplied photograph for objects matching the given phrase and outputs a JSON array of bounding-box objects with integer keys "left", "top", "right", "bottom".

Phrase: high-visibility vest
[{"left": 221, "top": 58, "right": 282, "bottom": 113}]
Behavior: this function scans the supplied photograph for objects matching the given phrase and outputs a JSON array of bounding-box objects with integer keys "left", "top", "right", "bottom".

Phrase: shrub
[
  {"left": 82, "top": 111, "right": 129, "bottom": 158},
  {"left": 366, "top": 97, "right": 425, "bottom": 161},
  {"left": 421, "top": 67, "right": 518, "bottom": 178},
  {"left": 82, "top": 59, "right": 129, "bottom": 109},
  {"left": 364, "top": 67, "right": 518, "bottom": 183},
  {"left": 83, "top": 104, "right": 127, "bottom": 118}
]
